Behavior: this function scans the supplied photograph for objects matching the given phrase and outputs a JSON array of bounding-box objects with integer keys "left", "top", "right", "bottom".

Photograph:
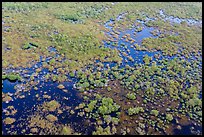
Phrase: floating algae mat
[{"left": 2, "top": 2, "right": 202, "bottom": 135}]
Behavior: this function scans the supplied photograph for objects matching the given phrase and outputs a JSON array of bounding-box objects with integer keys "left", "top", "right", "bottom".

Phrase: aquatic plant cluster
[{"left": 2, "top": 2, "right": 202, "bottom": 135}]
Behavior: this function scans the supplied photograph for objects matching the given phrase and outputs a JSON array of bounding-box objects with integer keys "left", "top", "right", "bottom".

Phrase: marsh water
[
  {"left": 2, "top": 11, "right": 202, "bottom": 135},
  {"left": 159, "top": 10, "right": 202, "bottom": 26}
]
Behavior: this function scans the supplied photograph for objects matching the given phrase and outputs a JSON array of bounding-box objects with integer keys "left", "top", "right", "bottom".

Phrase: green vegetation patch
[
  {"left": 22, "top": 42, "right": 38, "bottom": 50},
  {"left": 98, "top": 97, "right": 120, "bottom": 115},
  {"left": 2, "top": 73, "right": 22, "bottom": 81},
  {"left": 128, "top": 107, "right": 144, "bottom": 116},
  {"left": 126, "top": 92, "right": 136, "bottom": 100},
  {"left": 60, "top": 126, "right": 72, "bottom": 135},
  {"left": 56, "top": 14, "right": 84, "bottom": 24},
  {"left": 150, "top": 110, "right": 159, "bottom": 117}
]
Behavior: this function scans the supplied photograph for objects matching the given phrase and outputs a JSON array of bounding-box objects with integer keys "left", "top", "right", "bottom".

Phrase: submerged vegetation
[{"left": 2, "top": 2, "right": 202, "bottom": 135}]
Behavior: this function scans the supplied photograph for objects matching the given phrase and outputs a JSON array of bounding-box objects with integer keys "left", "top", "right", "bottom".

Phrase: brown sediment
[
  {"left": 30, "top": 127, "right": 38, "bottom": 133},
  {"left": 177, "top": 114, "right": 192, "bottom": 125},
  {"left": 147, "top": 126, "right": 155, "bottom": 135},
  {"left": 28, "top": 114, "right": 59, "bottom": 133},
  {"left": 165, "top": 124, "right": 174, "bottom": 135},
  {"left": 2, "top": 95, "right": 13, "bottom": 103}
]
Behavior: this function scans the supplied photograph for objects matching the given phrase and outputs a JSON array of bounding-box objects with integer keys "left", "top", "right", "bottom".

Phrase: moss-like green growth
[
  {"left": 126, "top": 93, "right": 136, "bottom": 100},
  {"left": 7, "top": 74, "right": 20, "bottom": 81},
  {"left": 82, "top": 96, "right": 121, "bottom": 125},
  {"left": 51, "top": 74, "right": 58, "bottom": 82},
  {"left": 2, "top": 73, "right": 22, "bottom": 81},
  {"left": 107, "top": 87, "right": 111, "bottom": 91},
  {"left": 87, "top": 100, "right": 97, "bottom": 112},
  {"left": 75, "top": 71, "right": 109, "bottom": 91},
  {"left": 56, "top": 14, "right": 84, "bottom": 24},
  {"left": 187, "top": 98, "right": 202, "bottom": 107},
  {"left": 143, "top": 55, "right": 152, "bottom": 65},
  {"left": 98, "top": 97, "right": 120, "bottom": 115},
  {"left": 95, "top": 94, "right": 102, "bottom": 100},
  {"left": 166, "top": 113, "right": 173, "bottom": 121},
  {"left": 83, "top": 96, "right": 89, "bottom": 100},
  {"left": 111, "top": 117, "right": 120, "bottom": 125},
  {"left": 22, "top": 42, "right": 38, "bottom": 49},
  {"left": 104, "top": 115, "right": 112, "bottom": 124},
  {"left": 22, "top": 43, "right": 30, "bottom": 49},
  {"left": 69, "top": 71, "right": 75, "bottom": 77},
  {"left": 92, "top": 126, "right": 113, "bottom": 135},
  {"left": 150, "top": 110, "right": 159, "bottom": 117},
  {"left": 60, "top": 126, "right": 72, "bottom": 135},
  {"left": 128, "top": 107, "right": 144, "bottom": 116},
  {"left": 49, "top": 58, "right": 56, "bottom": 65},
  {"left": 2, "top": 75, "right": 7, "bottom": 79}
]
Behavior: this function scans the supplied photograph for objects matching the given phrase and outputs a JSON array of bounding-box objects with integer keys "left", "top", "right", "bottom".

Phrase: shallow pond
[{"left": 159, "top": 9, "right": 202, "bottom": 26}]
